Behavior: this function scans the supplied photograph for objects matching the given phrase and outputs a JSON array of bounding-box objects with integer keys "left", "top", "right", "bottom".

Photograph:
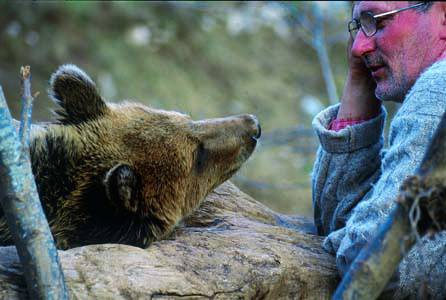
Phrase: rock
[{"left": 0, "top": 181, "right": 338, "bottom": 299}]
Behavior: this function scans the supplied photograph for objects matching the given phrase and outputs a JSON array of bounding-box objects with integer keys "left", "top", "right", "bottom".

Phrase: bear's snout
[
  {"left": 244, "top": 114, "right": 261, "bottom": 139},
  {"left": 235, "top": 114, "right": 261, "bottom": 141}
]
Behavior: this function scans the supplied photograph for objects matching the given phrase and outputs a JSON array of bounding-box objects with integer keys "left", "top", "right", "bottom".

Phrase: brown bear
[{"left": 0, "top": 65, "right": 260, "bottom": 250}]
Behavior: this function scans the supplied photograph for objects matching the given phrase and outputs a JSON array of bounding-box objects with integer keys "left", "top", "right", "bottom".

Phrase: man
[{"left": 311, "top": 1, "right": 446, "bottom": 298}]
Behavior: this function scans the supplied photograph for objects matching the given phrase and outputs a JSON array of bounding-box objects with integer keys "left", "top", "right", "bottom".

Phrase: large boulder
[{"left": 0, "top": 181, "right": 338, "bottom": 299}]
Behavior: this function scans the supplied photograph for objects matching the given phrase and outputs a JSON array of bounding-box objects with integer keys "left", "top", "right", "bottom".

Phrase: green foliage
[{"left": 0, "top": 1, "right": 352, "bottom": 216}]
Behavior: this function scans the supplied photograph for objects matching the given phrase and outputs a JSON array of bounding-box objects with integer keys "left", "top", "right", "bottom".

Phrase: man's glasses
[{"left": 348, "top": 3, "right": 425, "bottom": 40}]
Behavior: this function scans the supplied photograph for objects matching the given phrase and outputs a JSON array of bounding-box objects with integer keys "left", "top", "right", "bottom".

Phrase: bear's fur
[{"left": 0, "top": 65, "right": 260, "bottom": 249}]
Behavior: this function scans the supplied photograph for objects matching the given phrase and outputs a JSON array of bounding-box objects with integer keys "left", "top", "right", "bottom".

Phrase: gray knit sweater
[{"left": 312, "top": 59, "right": 446, "bottom": 299}]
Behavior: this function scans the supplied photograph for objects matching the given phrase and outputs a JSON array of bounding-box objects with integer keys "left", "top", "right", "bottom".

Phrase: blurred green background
[{"left": 0, "top": 1, "right": 355, "bottom": 217}]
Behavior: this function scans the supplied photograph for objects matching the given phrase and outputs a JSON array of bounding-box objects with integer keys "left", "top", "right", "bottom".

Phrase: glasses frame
[{"left": 348, "top": 2, "right": 425, "bottom": 39}]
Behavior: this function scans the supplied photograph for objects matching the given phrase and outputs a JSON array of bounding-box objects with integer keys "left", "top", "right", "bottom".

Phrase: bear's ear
[
  {"left": 103, "top": 164, "right": 139, "bottom": 213},
  {"left": 49, "top": 64, "right": 108, "bottom": 124}
]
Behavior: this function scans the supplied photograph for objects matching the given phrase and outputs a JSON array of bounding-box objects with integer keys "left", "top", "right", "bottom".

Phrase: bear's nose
[
  {"left": 244, "top": 114, "right": 261, "bottom": 139},
  {"left": 256, "top": 123, "right": 261, "bottom": 139},
  {"left": 253, "top": 118, "right": 261, "bottom": 139}
]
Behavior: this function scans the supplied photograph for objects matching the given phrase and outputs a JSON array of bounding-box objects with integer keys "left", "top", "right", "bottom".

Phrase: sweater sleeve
[
  {"left": 312, "top": 59, "right": 446, "bottom": 298},
  {"left": 331, "top": 110, "right": 442, "bottom": 275},
  {"left": 311, "top": 104, "right": 386, "bottom": 237}
]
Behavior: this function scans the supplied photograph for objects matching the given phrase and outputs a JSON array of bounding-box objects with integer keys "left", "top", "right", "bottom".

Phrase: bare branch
[
  {"left": 286, "top": 4, "right": 313, "bottom": 34},
  {"left": 19, "top": 66, "right": 34, "bottom": 153},
  {"left": 311, "top": 4, "right": 338, "bottom": 105},
  {"left": 0, "top": 67, "right": 68, "bottom": 299}
]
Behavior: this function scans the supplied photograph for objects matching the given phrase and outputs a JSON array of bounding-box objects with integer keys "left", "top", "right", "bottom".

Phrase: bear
[{"left": 0, "top": 64, "right": 261, "bottom": 250}]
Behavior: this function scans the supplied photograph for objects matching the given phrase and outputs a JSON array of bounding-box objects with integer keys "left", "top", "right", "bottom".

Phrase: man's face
[{"left": 352, "top": 1, "right": 443, "bottom": 102}]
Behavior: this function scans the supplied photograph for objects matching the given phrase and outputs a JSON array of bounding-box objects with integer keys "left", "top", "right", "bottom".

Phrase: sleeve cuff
[
  {"left": 312, "top": 104, "right": 386, "bottom": 153},
  {"left": 322, "top": 227, "right": 346, "bottom": 255}
]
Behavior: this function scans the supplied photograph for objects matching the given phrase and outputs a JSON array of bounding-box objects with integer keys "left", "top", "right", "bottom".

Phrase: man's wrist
[
  {"left": 329, "top": 117, "right": 371, "bottom": 131},
  {"left": 337, "top": 71, "right": 381, "bottom": 118}
]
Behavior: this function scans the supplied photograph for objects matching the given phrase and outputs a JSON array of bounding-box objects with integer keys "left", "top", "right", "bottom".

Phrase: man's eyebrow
[{"left": 354, "top": 6, "right": 386, "bottom": 18}]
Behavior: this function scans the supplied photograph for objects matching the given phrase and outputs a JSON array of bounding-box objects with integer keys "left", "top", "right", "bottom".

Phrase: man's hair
[
  {"left": 351, "top": 1, "right": 434, "bottom": 13},
  {"left": 409, "top": 1, "right": 434, "bottom": 12}
]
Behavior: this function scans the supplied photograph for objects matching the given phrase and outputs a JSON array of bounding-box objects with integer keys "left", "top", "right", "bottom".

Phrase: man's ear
[
  {"left": 49, "top": 64, "right": 108, "bottom": 124},
  {"left": 439, "top": 2, "right": 446, "bottom": 39},
  {"left": 103, "top": 164, "right": 139, "bottom": 213}
]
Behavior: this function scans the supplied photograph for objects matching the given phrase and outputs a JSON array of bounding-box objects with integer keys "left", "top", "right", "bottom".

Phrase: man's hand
[{"left": 336, "top": 38, "right": 381, "bottom": 120}]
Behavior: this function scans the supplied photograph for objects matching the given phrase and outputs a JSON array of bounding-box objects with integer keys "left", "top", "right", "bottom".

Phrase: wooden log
[{"left": 0, "top": 181, "right": 338, "bottom": 300}]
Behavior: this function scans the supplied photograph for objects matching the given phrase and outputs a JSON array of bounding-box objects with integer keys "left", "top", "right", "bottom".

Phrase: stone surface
[{"left": 0, "top": 181, "right": 338, "bottom": 299}]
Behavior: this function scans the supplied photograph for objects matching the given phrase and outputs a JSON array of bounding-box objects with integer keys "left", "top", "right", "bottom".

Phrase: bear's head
[{"left": 30, "top": 64, "right": 260, "bottom": 248}]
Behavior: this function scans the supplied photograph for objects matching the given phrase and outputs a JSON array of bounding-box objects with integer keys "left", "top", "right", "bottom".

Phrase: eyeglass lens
[
  {"left": 349, "top": 12, "right": 377, "bottom": 40},
  {"left": 360, "top": 12, "right": 376, "bottom": 37},
  {"left": 348, "top": 20, "right": 359, "bottom": 39}
]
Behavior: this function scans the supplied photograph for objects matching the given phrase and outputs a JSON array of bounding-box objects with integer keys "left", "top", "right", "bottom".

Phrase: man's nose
[{"left": 351, "top": 30, "right": 376, "bottom": 58}]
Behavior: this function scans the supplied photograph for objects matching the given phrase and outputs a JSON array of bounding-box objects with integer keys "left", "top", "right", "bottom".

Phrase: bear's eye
[{"left": 195, "top": 142, "right": 208, "bottom": 174}]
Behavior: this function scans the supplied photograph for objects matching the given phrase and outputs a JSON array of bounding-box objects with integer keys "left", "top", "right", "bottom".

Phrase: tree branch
[
  {"left": 311, "top": 4, "right": 338, "bottom": 105},
  {"left": 18, "top": 66, "right": 35, "bottom": 152},
  {"left": 0, "top": 67, "right": 68, "bottom": 299}
]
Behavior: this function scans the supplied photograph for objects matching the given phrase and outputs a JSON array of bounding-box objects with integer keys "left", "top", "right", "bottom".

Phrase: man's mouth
[{"left": 369, "top": 65, "right": 385, "bottom": 77}]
